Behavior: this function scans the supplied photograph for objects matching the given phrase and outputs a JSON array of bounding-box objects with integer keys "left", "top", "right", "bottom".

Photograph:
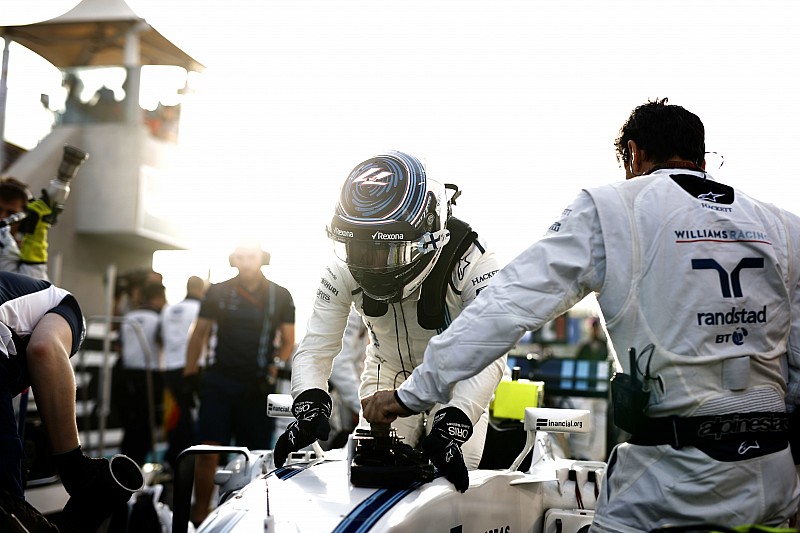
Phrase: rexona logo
[
  {"left": 334, "top": 228, "right": 354, "bottom": 238},
  {"left": 372, "top": 231, "right": 404, "bottom": 240}
]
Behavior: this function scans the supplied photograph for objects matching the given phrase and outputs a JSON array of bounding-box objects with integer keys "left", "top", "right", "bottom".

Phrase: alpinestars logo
[
  {"left": 457, "top": 257, "right": 470, "bottom": 280},
  {"left": 372, "top": 231, "right": 404, "bottom": 240},
  {"left": 738, "top": 441, "right": 760, "bottom": 455},
  {"left": 697, "top": 191, "right": 725, "bottom": 202}
]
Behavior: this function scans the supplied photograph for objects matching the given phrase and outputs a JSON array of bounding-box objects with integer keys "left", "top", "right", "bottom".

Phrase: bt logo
[{"left": 716, "top": 327, "right": 748, "bottom": 345}]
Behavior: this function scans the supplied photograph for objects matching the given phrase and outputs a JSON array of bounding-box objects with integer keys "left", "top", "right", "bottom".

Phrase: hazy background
[{"left": 4, "top": 0, "right": 799, "bottom": 334}]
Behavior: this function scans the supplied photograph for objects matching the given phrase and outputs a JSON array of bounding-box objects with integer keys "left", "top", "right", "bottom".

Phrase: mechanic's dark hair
[
  {"left": 140, "top": 282, "right": 166, "bottom": 307},
  {"left": 614, "top": 98, "right": 705, "bottom": 168},
  {"left": 0, "top": 176, "right": 33, "bottom": 204}
]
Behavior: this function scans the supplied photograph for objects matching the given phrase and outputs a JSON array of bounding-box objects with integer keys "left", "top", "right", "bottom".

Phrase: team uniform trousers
[{"left": 119, "top": 308, "right": 163, "bottom": 465}]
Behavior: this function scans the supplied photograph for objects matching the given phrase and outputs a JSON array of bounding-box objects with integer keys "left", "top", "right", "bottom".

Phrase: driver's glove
[
  {"left": 421, "top": 406, "right": 472, "bottom": 492},
  {"left": 273, "top": 388, "right": 332, "bottom": 467}
]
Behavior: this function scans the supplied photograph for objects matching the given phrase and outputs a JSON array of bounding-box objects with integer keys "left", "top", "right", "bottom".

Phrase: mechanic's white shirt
[
  {"left": 292, "top": 239, "right": 507, "bottom": 425},
  {"left": 160, "top": 298, "right": 201, "bottom": 371},
  {"left": 120, "top": 308, "right": 162, "bottom": 370},
  {"left": 398, "top": 170, "right": 800, "bottom": 418}
]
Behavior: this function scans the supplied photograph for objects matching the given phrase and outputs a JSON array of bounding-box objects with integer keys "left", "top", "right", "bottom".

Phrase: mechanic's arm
[
  {"left": 184, "top": 317, "right": 212, "bottom": 376},
  {"left": 364, "top": 191, "right": 604, "bottom": 421},
  {"left": 444, "top": 242, "right": 508, "bottom": 424}
]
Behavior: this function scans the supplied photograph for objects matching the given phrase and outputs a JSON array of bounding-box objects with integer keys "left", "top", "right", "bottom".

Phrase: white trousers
[{"left": 591, "top": 443, "right": 800, "bottom": 533}]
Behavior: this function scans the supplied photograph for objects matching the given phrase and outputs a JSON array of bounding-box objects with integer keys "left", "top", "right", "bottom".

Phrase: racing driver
[{"left": 273, "top": 150, "right": 507, "bottom": 492}]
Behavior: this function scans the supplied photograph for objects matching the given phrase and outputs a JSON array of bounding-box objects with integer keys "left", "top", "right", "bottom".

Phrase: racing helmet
[{"left": 327, "top": 151, "right": 451, "bottom": 302}]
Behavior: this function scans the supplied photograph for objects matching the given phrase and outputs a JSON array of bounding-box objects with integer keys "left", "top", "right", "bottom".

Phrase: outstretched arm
[{"left": 395, "top": 191, "right": 604, "bottom": 412}]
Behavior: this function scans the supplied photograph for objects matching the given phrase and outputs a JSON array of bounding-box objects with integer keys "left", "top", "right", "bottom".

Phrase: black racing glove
[
  {"left": 273, "top": 388, "right": 332, "bottom": 468},
  {"left": 421, "top": 406, "right": 472, "bottom": 493}
]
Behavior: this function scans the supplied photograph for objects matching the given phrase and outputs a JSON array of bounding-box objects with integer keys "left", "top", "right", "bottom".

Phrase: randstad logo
[
  {"left": 334, "top": 228, "right": 354, "bottom": 238},
  {"left": 372, "top": 231, "right": 404, "bottom": 240}
]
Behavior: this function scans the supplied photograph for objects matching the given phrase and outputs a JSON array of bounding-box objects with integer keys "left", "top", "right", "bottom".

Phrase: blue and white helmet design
[{"left": 327, "top": 151, "right": 451, "bottom": 302}]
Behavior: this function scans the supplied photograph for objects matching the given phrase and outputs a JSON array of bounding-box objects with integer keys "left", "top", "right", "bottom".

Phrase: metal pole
[
  {"left": 51, "top": 251, "right": 62, "bottom": 287},
  {"left": 98, "top": 263, "right": 117, "bottom": 456},
  {"left": 0, "top": 36, "right": 10, "bottom": 171},
  {"left": 124, "top": 25, "right": 143, "bottom": 124}
]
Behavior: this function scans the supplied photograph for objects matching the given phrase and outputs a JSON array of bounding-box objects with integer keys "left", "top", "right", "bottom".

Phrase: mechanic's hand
[
  {"left": 421, "top": 406, "right": 472, "bottom": 493},
  {"left": 273, "top": 388, "right": 332, "bottom": 467},
  {"left": 18, "top": 198, "right": 53, "bottom": 264},
  {"left": 362, "top": 389, "right": 416, "bottom": 425}
]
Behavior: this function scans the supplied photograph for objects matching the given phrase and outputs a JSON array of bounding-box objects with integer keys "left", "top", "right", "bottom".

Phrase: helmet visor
[
  {"left": 327, "top": 228, "right": 450, "bottom": 271},
  {"left": 333, "top": 239, "right": 420, "bottom": 271}
]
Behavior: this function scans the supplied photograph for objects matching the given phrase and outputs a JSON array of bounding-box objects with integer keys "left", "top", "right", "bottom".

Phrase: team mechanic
[
  {"left": 273, "top": 151, "right": 507, "bottom": 492},
  {"left": 363, "top": 100, "right": 800, "bottom": 531}
]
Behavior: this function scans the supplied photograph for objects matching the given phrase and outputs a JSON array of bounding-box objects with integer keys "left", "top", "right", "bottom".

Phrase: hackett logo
[
  {"left": 334, "top": 228, "right": 354, "bottom": 238},
  {"left": 472, "top": 270, "right": 499, "bottom": 286},
  {"left": 372, "top": 231, "right": 404, "bottom": 240}
]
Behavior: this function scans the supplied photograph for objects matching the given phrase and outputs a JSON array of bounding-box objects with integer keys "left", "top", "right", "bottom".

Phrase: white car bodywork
[{"left": 173, "top": 399, "right": 605, "bottom": 533}]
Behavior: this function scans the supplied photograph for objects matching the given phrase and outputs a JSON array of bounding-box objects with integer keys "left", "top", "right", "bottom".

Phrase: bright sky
[{"left": 3, "top": 0, "right": 800, "bottom": 336}]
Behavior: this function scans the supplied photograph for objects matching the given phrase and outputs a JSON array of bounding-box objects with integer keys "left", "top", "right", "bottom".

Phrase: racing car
[{"left": 170, "top": 394, "right": 605, "bottom": 533}]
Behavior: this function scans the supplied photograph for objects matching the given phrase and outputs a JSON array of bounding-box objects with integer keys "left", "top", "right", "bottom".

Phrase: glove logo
[{"left": 448, "top": 426, "right": 469, "bottom": 440}]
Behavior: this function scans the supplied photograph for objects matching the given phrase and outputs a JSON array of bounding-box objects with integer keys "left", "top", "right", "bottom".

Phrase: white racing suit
[
  {"left": 292, "top": 237, "right": 507, "bottom": 468},
  {"left": 396, "top": 169, "right": 800, "bottom": 531}
]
